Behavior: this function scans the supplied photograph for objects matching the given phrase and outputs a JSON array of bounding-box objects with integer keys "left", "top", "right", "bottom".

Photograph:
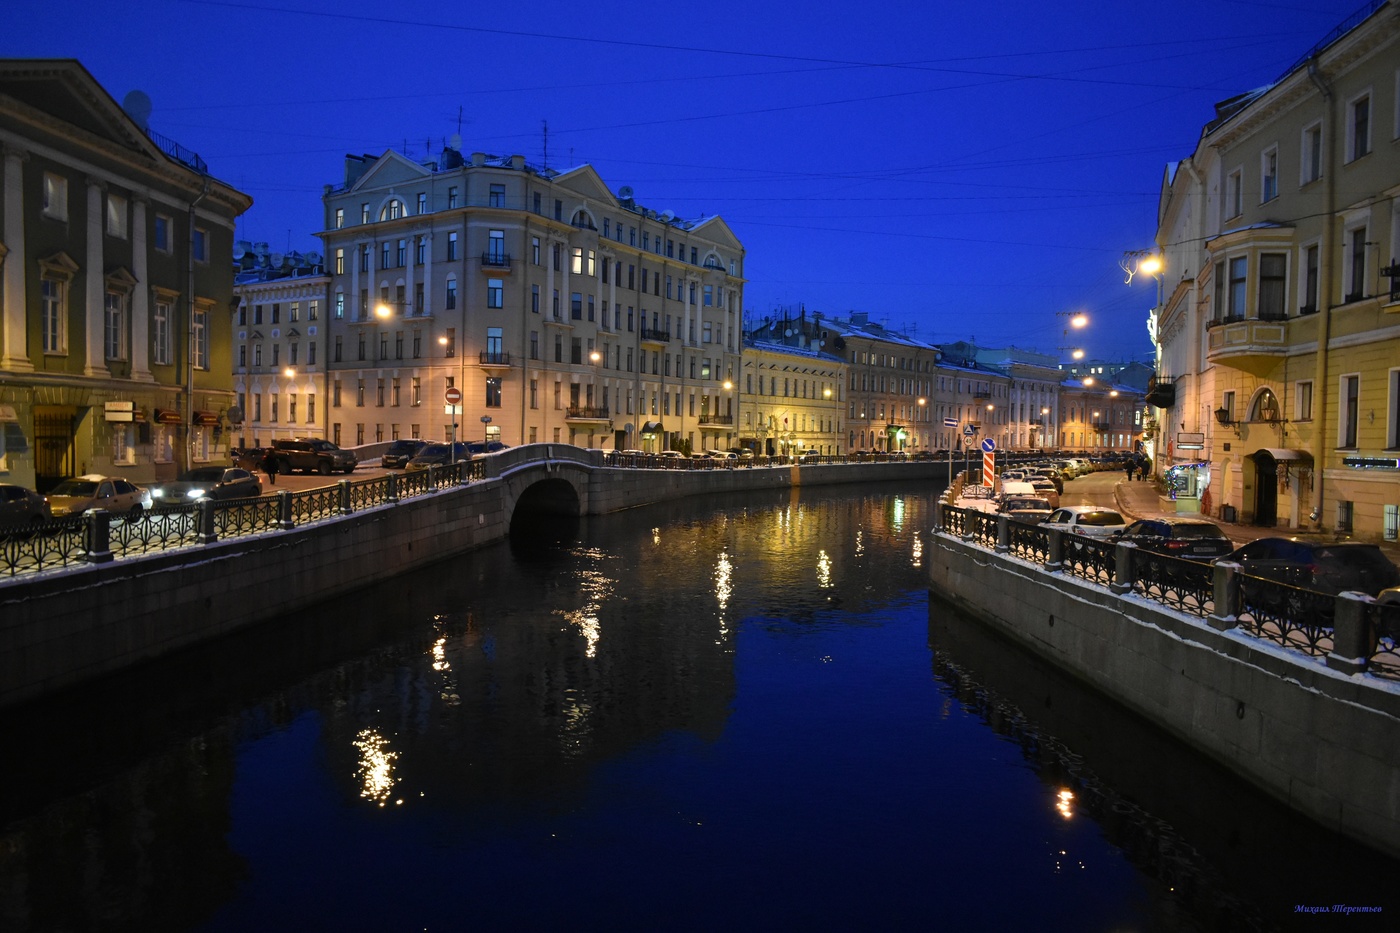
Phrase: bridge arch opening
[{"left": 509, "top": 477, "right": 583, "bottom": 547}]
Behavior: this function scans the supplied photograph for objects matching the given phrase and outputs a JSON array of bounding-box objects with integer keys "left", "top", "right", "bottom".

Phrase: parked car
[
  {"left": 270, "top": 438, "right": 358, "bottom": 475},
  {"left": 998, "top": 496, "right": 1054, "bottom": 524},
  {"left": 148, "top": 467, "right": 262, "bottom": 506},
  {"left": 1027, "top": 477, "right": 1061, "bottom": 509},
  {"left": 1040, "top": 506, "right": 1127, "bottom": 539},
  {"left": 0, "top": 483, "right": 51, "bottom": 528},
  {"left": 405, "top": 442, "right": 474, "bottom": 471},
  {"left": 381, "top": 439, "right": 428, "bottom": 469},
  {"left": 45, "top": 475, "right": 152, "bottom": 518},
  {"left": 1225, "top": 538, "right": 1400, "bottom": 596},
  {"left": 1109, "top": 518, "right": 1233, "bottom": 560},
  {"left": 468, "top": 441, "right": 510, "bottom": 459}
]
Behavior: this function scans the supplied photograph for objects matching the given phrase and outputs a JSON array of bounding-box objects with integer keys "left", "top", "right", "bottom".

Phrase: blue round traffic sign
[{"left": 981, "top": 438, "right": 996, "bottom": 453}]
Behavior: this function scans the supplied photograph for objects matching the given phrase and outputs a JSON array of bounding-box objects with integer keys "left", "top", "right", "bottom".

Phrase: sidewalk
[{"left": 1111, "top": 476, "right": 1400, "bottom": 562}]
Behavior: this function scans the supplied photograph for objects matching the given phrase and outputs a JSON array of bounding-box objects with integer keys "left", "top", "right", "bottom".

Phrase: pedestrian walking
[
  {"left": 260, "top": 448, "right": 278, "bottom": 486},
  {"left": 1125, "top": 459, "right": 1135, "bottom": 482},
  {"left": 1138, "top": 460, "right": 1149, "bottom": 482}
]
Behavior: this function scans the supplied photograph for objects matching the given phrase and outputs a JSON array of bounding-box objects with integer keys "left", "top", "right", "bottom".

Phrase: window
[
  {"left": 1260, "top": 147, "right": 1278, "bottom": 203},
  {"left": 1224, "top": 169, "right": 1242, "bottom": 220},
  {"left": 447, "top": 232, "right": 458, "bottom": 261},
  {"left": 307, "top": 394, "right": 316, "bottom": 423},
  {"left": 193, "top": 228, "right": 208, "bottom": 262},
  {"left": 104, "top": 289, "right": 127, "bottom": 361},
  {"left": 335, "top": 292, "right": 345, "bottom": 319},
  {"left": 1301, "top": 122, "right": 1322, "bottom": 185},
  {"left": 486, "top": 327, "right": 503, "bottom": 362},
  {"left": 448, "top": 186, "right": 458, "bottom": 209},
  {"left": 1346, "top": 225, "right": 1368, "bottom": 302},
  {"left": 486, "top": 377, "right": 502, "bottom": 408},
  {"left": 411, "top": 377, "right": 422, "bottom": 406},
  {"left": 571, "top": 292, "right": 582, "bottom": 319},
  {"left": 571, "top": 247, "right": 583, "bottom": 275},
  {"left": 254, "top": 343, "right": 263, "bottom": 367},
  {"left": 490, "top": 184, "right": 506, "bottom": 207},
  {"left": 360, "top": 245, "right": 370, "bottom": 272},
  {"left": 489, "top": 229, "right": 506, "bottom": 262},
  {"left": 381, "top": 242, "right": 391, "bottom": 269},
  {"left": 192, "top": 308, "right": 208, "bottom": 369},
  {"left": 531, "top": 284, "right": 540, "bottom": 314},
  {"left": 1347, "top": 92, "right": 1371, "bottom": 162},
  {"left": 41, "top": 274, "right": 68, "bottom": 354},
  {"left": 446, "top": 278, "right": 457, "bottom": 310},
  {"left": 42, "top": 172, "right": 68, "bottom": 219},
  {"left": 104, "top": 193, "right": 127, "bottom": 238},
  {"left": 309, "top": 300, "right": 319, "bottom": 321},
  {"left": 308, "top": 341, "right": 317, "bottom": 365},
  {"left": 1301, "top": 244, "right": 1320, "bottom": 314},
  {"left": 152, "top": 300, "right": 171, "bottom": 365},
  {"left": 1258, "top": 253, "right": 1286, "bottom": 319},
  {"left": 361, "top": 203, "right": 370, "bottom": 223},
  {"left": 1340, "top": 374, "right": 1360, "bottom": 448},
  {"left": 417, "top": 192, "right": 427, "bottom": 214},
  {"left": 155, "top": 214, "right": 172, "bottom": 252},
  {"left": 415, "top": 237, "right": 426, "bottom": 265},
  {"left": 335, "top": 207, "right": 344, "bottom": 229},
  {"left": 532, "top": 236, "right": 541, "bottom": 265},
  {"left": 289, "top": 301, "right": 300, "bottom": 323},
  {"left": 488, "top": 279, "right": 503, "bottom": 309},
  {"left": 396, "top": 239, "right": 406, "bottom": 267}
]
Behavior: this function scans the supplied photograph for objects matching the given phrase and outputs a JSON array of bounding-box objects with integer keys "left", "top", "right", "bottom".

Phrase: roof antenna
[
  {"left": 457, "top": 105, "right": 463, "bottom": 136},
  {"left": 541, "top": 119, "right": 549, "bottom": 171}
]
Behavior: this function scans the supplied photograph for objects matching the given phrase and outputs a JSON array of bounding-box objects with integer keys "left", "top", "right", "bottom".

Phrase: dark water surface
[{"left": 0, "top": 484, "right": 1394, "bottom": 932}]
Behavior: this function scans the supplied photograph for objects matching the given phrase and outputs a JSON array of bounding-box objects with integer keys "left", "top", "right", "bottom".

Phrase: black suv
[
  {"left": 270, "top": 438, "right": 358, "bottom": 475},
  {"left": 381, "top": 439, "right": 428, "bottom": 469},
  {"left": 1110, "top": 518, "right": 1233, "bottom": 561}
]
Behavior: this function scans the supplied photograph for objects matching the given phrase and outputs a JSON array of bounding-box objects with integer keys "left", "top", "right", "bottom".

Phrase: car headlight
[
  {"left": 150, "top": 488, "right": 165, "bottom": 498},
  {"left": 187, "top": 488, "right": 207, "bottom": 499}
]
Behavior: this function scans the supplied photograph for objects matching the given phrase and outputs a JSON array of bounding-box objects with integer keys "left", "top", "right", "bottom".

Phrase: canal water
[{"left": 0, "top": 483, "right": 1395, "bottom": 932}]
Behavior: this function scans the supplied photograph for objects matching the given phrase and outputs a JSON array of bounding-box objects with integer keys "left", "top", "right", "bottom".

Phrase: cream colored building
[
  {"left": 232, "top": 244, "right": 330, "bottom": 446},
  {"left": 740, "top": 321, "right": 844, "bottom": 457},
  {"left": 1150, "top": 2, "right": 1400, "bottom": 536},
  {"left": 317, "top": 145, "right": 744, "bottom": 453}
]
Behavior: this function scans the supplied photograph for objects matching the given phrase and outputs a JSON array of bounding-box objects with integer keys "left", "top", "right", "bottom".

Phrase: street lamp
[{"left": 438, "top": 334, "right": 465, "bottom": 454}]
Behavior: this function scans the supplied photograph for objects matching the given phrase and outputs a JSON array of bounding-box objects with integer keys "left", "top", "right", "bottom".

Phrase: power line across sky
[{"left": 3, "top": 0, "right": 1361, "bottom": 358}]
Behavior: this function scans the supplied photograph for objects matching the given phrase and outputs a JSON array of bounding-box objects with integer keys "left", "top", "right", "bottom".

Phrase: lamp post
[
  {"left": 1040, "top": 406, "right": 1050, "bottom": 451},
  {"left": 480, "top": 415, "right": 492, "bottom": 448}
]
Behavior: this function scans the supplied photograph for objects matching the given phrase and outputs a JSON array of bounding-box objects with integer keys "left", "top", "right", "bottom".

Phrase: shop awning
[
  {"left": 154, "top": 407, "right": 182, "bottom": 424},
  {"left": 192, "top": 410, "right": 220, "bottom": 426},
  {"left": 640, "top": 421, "right": 665, "bottom": 434},
  {"left": 1251, "top": 447, "right": 1311, "bottom": 462}
]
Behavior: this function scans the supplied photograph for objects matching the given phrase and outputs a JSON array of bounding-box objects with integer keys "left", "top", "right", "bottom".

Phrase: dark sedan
[
  {"left": 1226, "top": 537, "right": 1400, "bottom": 596},
  {"left": 405, "top": 442, "right": 474, "bottom": 471},
  {"left": 381, "top": 439, "right": 428, "bottom": 469},
  {"left": 0, "top": 483, "right": 51, "bottom": 529},
  {"left": 1110, "top": 518, "right": 1234, "bottom": 561},
  {"left": 148, "top": 467, "right": 262, "bottom": 506}
]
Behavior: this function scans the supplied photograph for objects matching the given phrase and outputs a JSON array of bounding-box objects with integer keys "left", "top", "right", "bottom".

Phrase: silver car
[
  {"left": 45, "top": 474, "right": 152, "bottom": 518},
  {"left": 0, "top": 483, "right": 51, "bottom": 529}
]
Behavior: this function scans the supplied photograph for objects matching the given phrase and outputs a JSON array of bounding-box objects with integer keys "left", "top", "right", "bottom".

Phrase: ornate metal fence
[
  {"left": 1061, "top": 537, "right": 1114, "bottom": 586},
  {"left": 1130, "top": 550, "right": 1215, "bottom": 618},
  {"left": 1236, "top": 574, "right": 1334, "bottom": 657}
]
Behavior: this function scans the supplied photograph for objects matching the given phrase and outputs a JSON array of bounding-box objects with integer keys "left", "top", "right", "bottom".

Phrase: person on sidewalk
[
  {"left": 1125, "top": 459, "right": 1135, "bottom": 482},
  {"left": 260, "top": 449, "right": 278, "bottom": 486}
]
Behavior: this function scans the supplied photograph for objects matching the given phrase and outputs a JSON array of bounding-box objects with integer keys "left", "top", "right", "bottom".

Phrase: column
[
  {"left": 1, "top": 148, "right": 31, "bottom": 372},
  {"left": 130, "top": 197, "right": 152, "bottom": 381},
  {"left": 84, "top": 178, "right": 105, "bottom": 375}
]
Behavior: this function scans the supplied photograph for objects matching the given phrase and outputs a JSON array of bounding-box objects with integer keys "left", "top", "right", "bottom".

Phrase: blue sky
[{"left": 5, "top": 0, "right": 1368, "bottom": 359}]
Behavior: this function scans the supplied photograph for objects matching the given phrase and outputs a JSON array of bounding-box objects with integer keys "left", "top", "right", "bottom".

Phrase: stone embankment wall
[
  {"left": 927, "top": 530, "right": 1400, "bottom": 858},
  {"left": 0, "top": 457, "right": 941, "bottom": 709}
]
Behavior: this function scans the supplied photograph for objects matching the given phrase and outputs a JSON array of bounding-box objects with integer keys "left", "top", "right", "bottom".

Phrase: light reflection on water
[{"left": 0, "top": 485, "right": 1394, "bottom": 932}]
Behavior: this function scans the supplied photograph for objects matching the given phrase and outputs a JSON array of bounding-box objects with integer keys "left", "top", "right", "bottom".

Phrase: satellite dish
[
  {"left": 618, "top": 186, "right": 634, "bottom": 200},
  {"left": 122, "top": 90, "right": 152, "bottom": 130},
  {"left": 784, "top": 329, "right": 792, "bottom": 337},
  {"left": 226, "top": 406, "right": 244, "bottom": 425}
]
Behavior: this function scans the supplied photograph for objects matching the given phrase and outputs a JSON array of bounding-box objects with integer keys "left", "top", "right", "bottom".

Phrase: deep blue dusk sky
[{"left": 5, "top": 0, "right": 1368, "bottom": 360}]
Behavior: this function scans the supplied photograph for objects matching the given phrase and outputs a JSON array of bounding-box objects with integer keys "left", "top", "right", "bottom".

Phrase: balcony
[
  {"left": 565, "top": 405, "right": 610, "bottom": 421},
  {"left": 1206, "top": 317, "right": 1288, "bottom": 374},
  {"left": 1092, "top": 421, "right": 1112, "bottom": 431},
  {"left": 481, "top": 252, "right": 511, "bottom": 271},
  {"left": 1144, "top": 375, "right": 1175, "bottom": 409},
  {"left": 972, "top": 390, "right": 992, "bottom": 400},
  {"left": 479, "top": 351, "right": 511, "bottom": 372},
  {"left": 699, "top": 414, "right": 734, "bottom": 426},
  {"left": 640, "top": 326, "right": 671, "bottom": 345}
]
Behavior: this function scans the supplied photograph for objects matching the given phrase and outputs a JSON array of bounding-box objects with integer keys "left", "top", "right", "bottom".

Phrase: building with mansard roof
[
  {"left": 232, "top": 244, "right": 331, "bottom": 446},
  {"left": 741, "top": 312, "right": 845, "bottom": 456},
  {"left": 316, "top": 142, "right": 744, "bottom": 452}
]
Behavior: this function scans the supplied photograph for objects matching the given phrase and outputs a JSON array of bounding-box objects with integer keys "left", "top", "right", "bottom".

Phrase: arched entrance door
[{"left": 1251, "top": 450, "right": 1279, "bottom": 527}]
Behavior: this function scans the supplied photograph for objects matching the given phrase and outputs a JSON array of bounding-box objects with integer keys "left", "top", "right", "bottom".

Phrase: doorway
[{"left": 33, "top": 405, "right": 79, "bottom": 492}]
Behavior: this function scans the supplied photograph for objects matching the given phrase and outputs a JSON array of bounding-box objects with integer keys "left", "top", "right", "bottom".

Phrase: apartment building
[
  {"left": 0, "top": 60, "right": 250, "bottom": 489},
  {"left": 1150, "top": 2, "right": 1399, "bottom": 534},
  {"left": 316, "top": 142, "right": 744, "bottom": 452},
  {"left": 741, "top": 314, "right": 845, "bottom": 456},
  {"left": 819, "top": 312, "right": 940, "bottom": 453},
  {"left": 232, "top": 244, "right": 330, "bottom": 446}
]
